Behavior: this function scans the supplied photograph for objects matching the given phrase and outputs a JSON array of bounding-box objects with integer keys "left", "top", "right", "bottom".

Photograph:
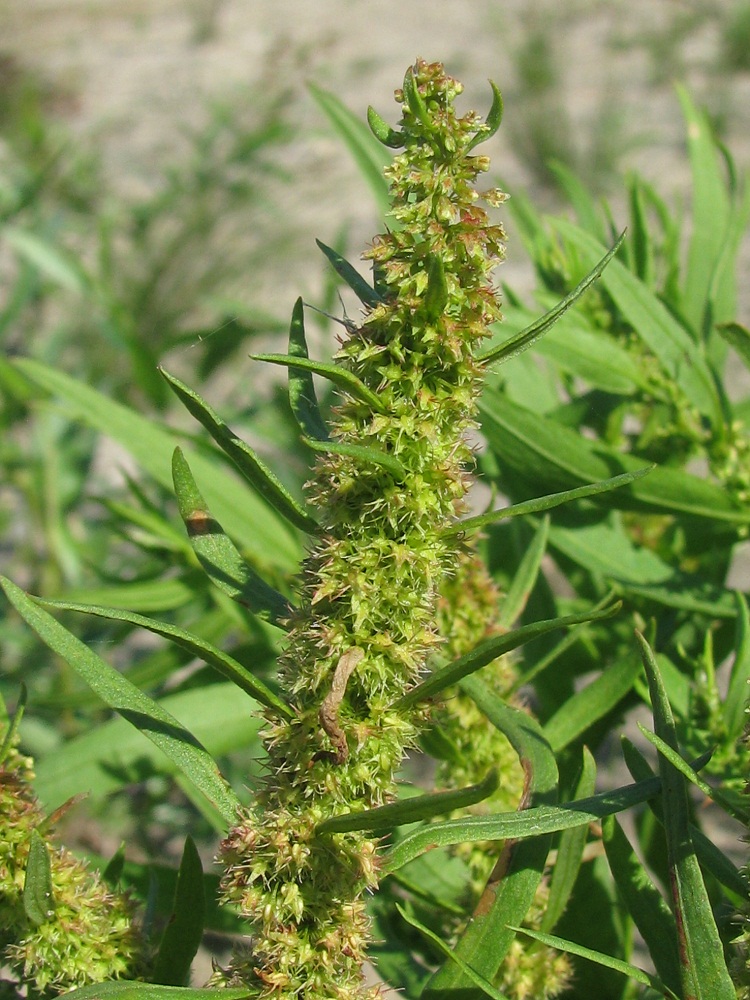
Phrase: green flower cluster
[
  {"left": 0, "top": 706, "right": 144, "bottom": 997},
  {"left": 214, "top": 59, "right": 507, "bottom": 999}
]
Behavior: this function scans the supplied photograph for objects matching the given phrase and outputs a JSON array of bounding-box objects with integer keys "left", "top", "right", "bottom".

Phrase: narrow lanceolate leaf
[
  {"left": 480, "top": 391, "right": 748, "bottom": 524},
  {"left": 396, "top": 603, "right": 621, "bottom": 709},
  {"left": 498, "top": 515, "right": 549, "bottom": 629},
  {"left": 637, "top": 727, "right": 744, "bottom": 823},
  {"left": 621, "top": 738, "right": 748, "bottom": 900},
  {"left": 366, "top": 104, "right": 404, "bottom": 147},
  {"left": 315, "top": 240, "right": 384, "bottom": 308},
  {"left": 308, "top": 82, "right": 391, "bottom": 216},
  {"left": 635, "top": 631, "right": 736, "bottom": 1000},
  {"left": 424, "top": 678, "right": 558, "bottom": 995},
  {"left": 544, "top": 653, "right": 642, "bottom": 753},
  {"left": 302, "top": 435, "right": 407, "bottom": 481},
  {"left": 287, "top": 298, "right": 329, "bottom": 441},
  {"left": 478, "top": 233, "right": 625, "bottom": 366},
  {"left": 1, "top": 576, "right": 241, "bottom": 826},
  {"left": 23, "top": 830, "right": 55, "bottom": 926},
  {"left": 509, "top": 927, "right": 680, "bottom": 1000},
  {"left": 59, "top": 985, "right": 254, "bottom": 999},
  {"left": 541, "top": 747, "right": 597, "bottom": 932},
  {"left": 13, "top": 357, "right": 300, "bottom": 569},
  {"left": 38, "top": 598, "right": 293, "bottom": 720},
  {"left": 466, "top": 79, "right": 504, "bottom": 152},
  {"left": 0, "top": 681, "right": 26, "bottom": 766},
  {"left": 424, "top": 254, "right": 448, "bottom": 319},
  {"left": 724, "top": 592, "right": 750, "bottom": 737},
  {"left": 153, "top": 836, "right": 205, "bottom": 987},
  {"left": 602, "top": 814, "right": 682, "bottom": 996},
  {"left": 160, "top": 367, "right": 318, "bottom": 534},
  {"left": 316, "top": 770, "right": 497, "bottom": 834},
  {"left": 444, "top": 467, "right": 653, "bottom": 537},
  {"left": 172, "top": 447, "right": 294, "bottom": 628},
  {"left": 717, "top": 321, "right": 750, "bottom": 372},
  {"left": 382, "top": 772, "right": 663, "bottom": 874},
  {"left": 397, "top": 905, "right": 512, "bottom": 1000},
  {"left": 552, "top": 219, "right": 721, "bottom": 420},
  {"left": 251, "top": 351, "right": 388, "bottom": 414}
]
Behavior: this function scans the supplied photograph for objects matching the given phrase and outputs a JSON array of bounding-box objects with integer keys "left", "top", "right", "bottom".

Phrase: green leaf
[
  {"left": 397, "top": 904, "right": 512, "bottom": 1000},
  {"left": 637, "top": 727, "right": 744, "bottom": 823},
  {"left": 316, "top": 770, "right": 497, "bottom": 834},
  {"left": 717, "top": 321, "right": 750, "bottom": 372},
  {"left": 724, "top": 592, "right": 750, "bottom": 737},
  {"left": 59, "top": 986, "right": 255, "bottom": 999},
  {"left": 302, "top": 435, "right": 407, "bottom": 481},
  {"left": 62, "top": 575, "right": 204, "bottom": 614},
  {"left": 396, "top": 602, "right": 621, "bottom": 709},
  {"left": 478, "top": 233, "right": 625, "bottom": 366},
  {"left": 498, "top": 516, "right": 549, "bottom": 629},
  {"left": 551, "top": 219, "right": 721, "bottom": 419},
  {"left": 635, "top": 631, "right": 736, "bottom": 1000},
  {"left": 480, "top": 390, "right": 748, "bottom": 524},
  {"left": 383, "top": 771, "right": 663, "bottom": 874},
  {"left": 677, "top": 85, "right": 731, "bottom": 332},
  {"left": 153, "top": 836, "right": 205, "bottom": 987},
  {"left": 403, "top": 65, "right": 430, "bottom": 130},
  {"left": 601, "top": 814, "right": 682, "bottom": 996},
  {"left": 366, "top": 104, "right": 404, "bottom": 148},
  {"left": 1, "top": 576, "right": 241, "bottom": 826},
  {"left": 3, "top": 226, "right": 89, "bottom": 294},
  {"left": 0, "top": 681, "right": 27, "bottom": 766},
  {"left": 161, "top": 368, "right": 318, "bottom": 535},
  {"left": 38, "top": 597, "right": 293, "bottom": 720},
  {"left": 23, "top": 830, "right": 55, "bottom": 926},
  {"left": 315, "top": 240, "right": 383, "bottom": 308},
  {"left": 508, "top": 926, "right": 679, "bottom": 1000},
  {"left": 32, "top": 683, "right": 263, "bottom": 814},
  {"left": 424, "top": 677, "right": 558, "bottom": 994},
  {"left": 251, "top": 353, "right": 387, "bottom": 415},
  {"left": 13, "top": 357, "right": 300, "bottom": 569},
  {"left": 172, "top": 448, "right": 294, "bottom": 628},
  {"left": 286, "top": 297, "right": 329, "bottom": 441},
  {"left": 544, "top": 653, "right": 642, "bottom": 753},
  {"left": 541, "top": 747, "right": 596, "bottom": 932},
  {"left": 309, "top": 83, "right": 391, "bottom": 216},
  {"left": 424, "top": 254, "right": 448, "bottom": 319},
  {"left": 445, "top": 467, "right": 653, "bottom": 537},
  {"left": 466, "top": 80, "right": 504, "bottom": 153}
]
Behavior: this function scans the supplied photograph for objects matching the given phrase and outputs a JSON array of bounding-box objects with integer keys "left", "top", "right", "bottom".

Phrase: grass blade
[{"left": 1, "top": 576, "right": 241, "bottom": 827}]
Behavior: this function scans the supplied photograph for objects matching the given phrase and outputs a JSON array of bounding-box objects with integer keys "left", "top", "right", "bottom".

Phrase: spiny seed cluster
[{"left": 213, "top": 60, "right": 507, "bottom": 999}]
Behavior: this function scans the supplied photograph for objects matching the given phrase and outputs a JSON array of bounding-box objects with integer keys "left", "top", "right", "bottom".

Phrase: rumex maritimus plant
[{"left": 1, "top": 56, "right": 748, "bottom": 1000}]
